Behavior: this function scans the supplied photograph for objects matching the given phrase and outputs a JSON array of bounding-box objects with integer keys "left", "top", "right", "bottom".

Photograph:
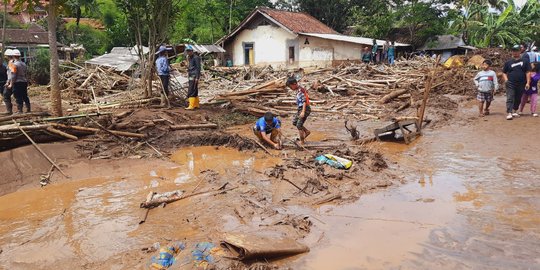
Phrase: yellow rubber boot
[
  {"left": 194, "top": 97, "right": 200, "bottom": 109},
  {"left": 185, "top": 97, "right": 195, "bottom": 110}
]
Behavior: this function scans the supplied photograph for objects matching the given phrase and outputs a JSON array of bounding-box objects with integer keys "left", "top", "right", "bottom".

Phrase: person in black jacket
[
  {"left": 185, "top": 45, "right": 201, "bottom": 110},
  {"left": 503, "top": 45, "right": 532, "bottom": 120}
]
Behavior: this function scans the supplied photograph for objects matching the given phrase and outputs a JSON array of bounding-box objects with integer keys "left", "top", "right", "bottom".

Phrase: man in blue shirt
[
  {"left": 253, "top": 112, "right": 282, "bottom": 150},
  {"left": 155, "top": 45, "right": 171, "bottom": 105}
]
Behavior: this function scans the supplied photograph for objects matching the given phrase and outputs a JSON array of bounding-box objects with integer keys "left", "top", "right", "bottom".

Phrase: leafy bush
[{"left": 28, "top": 49, "right": 50, "bottom": 85}]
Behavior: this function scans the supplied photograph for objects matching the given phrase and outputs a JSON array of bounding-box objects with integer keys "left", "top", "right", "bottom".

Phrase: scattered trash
[
  {"left": 192, "top": 242, "right": 225, "bottom": 268},
  {"left": 315, "top": 154, "right": 352, "bottom": 170},
  {"left": 150, "top": 242, "right": 186, "bottom": 269},
  {"left": 142, "top": 242, "right": 161, "bottom": 253},
  {"left": 220, "top": 233, "right": 309, "bottom": 261}
]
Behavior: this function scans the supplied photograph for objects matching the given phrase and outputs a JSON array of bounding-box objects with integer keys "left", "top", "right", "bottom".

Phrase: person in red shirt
[{"left": 286, "top": 77, "right": 311, "bottom": 145}]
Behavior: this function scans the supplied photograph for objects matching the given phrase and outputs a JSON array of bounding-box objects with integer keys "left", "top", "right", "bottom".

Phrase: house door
[
  {"left": 288, "top": 46, "right": 295, "bottom": 64},
  {"left": 244, "top": 43, "right": 254, "bottom": 65}
]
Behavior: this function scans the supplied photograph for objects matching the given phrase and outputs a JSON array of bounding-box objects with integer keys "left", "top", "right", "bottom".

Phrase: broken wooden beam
[{"left": 169, "top": 123, "right": 218, "bottom": 130}]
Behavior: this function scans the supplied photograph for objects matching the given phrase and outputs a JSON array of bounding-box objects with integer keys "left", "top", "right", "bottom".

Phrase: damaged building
[{"left": 218, "top": 7, "right": 409, "bottom": 68}]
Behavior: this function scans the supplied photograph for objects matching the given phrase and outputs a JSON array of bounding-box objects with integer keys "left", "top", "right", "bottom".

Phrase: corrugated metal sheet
[
  {"left": 420, "top": 35, "right": 468, "bottom": 51},
  {"left": 189, "top": 44, "right": 225, "bottom": 54},
  {"left": 300, "top": 33, "right": 411, "bottom": 47},
  {"left": 85, "top": 46, "right": 149, "bottom": 71}
]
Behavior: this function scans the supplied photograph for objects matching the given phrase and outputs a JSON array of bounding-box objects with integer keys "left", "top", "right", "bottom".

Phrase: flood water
[{"left": 0, "top": 147, "right": 280, "bottom": 269}]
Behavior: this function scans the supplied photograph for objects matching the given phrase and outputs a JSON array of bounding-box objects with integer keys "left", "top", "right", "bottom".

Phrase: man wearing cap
[
  {"left": 185, "top": 45, "right": 201, "bottom": 110},
  {"left": 155, "top": 45, "right": 171, "bottom": 105},
  {"left": 253, "top": 111, "right": 282, "bottom": 150},
  {"left": 7, "top": 49, "right": 29, "bottom": 114},
  {"left": 503, "top": 45, "right": 532, "bottom": 120},
  {"left": 1, "top": 49, "right": 12, "bottom": 115}
]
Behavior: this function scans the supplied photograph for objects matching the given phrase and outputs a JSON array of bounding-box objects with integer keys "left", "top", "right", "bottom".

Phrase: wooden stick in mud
[
  {"left": 379, "top": 88, "right": 409, "bottom": 104},
  {"left": 253, "top": 139, "right": 273, "bottom": 156},
  {"left": 140, "top": 186, "right": 238, "bottom": 209},
  {"left": 281, "top": 177, "right": 311, "bottom": 196},
  {"left": 13, "top": 120, "right": 69, "bottom": 178}
]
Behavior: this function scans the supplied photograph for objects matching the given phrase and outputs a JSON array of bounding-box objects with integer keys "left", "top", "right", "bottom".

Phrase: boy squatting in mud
[{"left": 253, "top": 77, "right": 313, "bottom": 149}]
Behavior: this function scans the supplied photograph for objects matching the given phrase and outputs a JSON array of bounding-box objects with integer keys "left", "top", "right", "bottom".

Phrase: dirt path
[{"left": 291, "top": 98, "right": 540, "bottom": 269}]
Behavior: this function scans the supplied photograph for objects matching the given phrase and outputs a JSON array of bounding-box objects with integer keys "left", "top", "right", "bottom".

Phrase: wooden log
[
  {"left": 52, "top": 123, "right": 146, "bottom": 138},
  {"left": 346, "top": 79, "right": 387, "bottom": 88},
  {"left": 379, "top": 89, "right": 409, "bottom": 104},
  {"left": 80, "top": 71, "right": 96, "bottom": 88},
  {"left": 0, "top": 112, "right": 50, "bottom": 123},
  {"left": 0, "top": 123, "right": 51, "bottom": 132},
  {"left": 46, "top": 127, "right": 78, "bottom": 140},
  {"left": 169, "top": 123, "right": 218, "bottom": 130}
]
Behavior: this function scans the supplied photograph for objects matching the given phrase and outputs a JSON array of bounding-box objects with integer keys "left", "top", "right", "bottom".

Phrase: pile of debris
[
  {"left": 60, "top": 66, "right": 138, "bottom": 103},
  {"left": 209, "top": 58, "right": 477, "bottom": 121}
]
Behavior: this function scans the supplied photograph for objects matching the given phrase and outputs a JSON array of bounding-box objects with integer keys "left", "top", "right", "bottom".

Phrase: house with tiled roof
[{"left": 218, "top": 7, "right": 409, "bottom": 68}]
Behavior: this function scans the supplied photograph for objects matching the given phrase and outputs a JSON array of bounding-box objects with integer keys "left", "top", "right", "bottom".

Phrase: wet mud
[{"left": 1, "top": 99, "right": 539, "bottom": 269}]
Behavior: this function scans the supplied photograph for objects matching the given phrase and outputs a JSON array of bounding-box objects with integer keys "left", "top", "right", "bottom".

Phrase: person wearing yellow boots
[{"left": 185, "top": 45, "right": 201, "bottom": 110}]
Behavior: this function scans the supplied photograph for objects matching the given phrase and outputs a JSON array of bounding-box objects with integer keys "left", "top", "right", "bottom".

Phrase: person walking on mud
[
  {"left": 253, "top": 112, "right": 282, "bottom": 150},
  {"left": 503, "top": 45, "right": 531, "bottom": 120},
  {"left": 7, "top": 49, "right": 29, "bottom": 114},
  {"left": 185, "top": 45, "right": 201, "bottom": 110},
  {"left": 473, "top": 60, "right": 498, "bottom": 117},
  {"left": 286, "top": 77, "right": 311, "bottom": 145}
]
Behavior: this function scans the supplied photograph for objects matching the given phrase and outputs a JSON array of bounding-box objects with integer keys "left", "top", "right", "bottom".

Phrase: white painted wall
[
  {"left": 227, "top": 28, "right": 364, "bottom": 68},
  {"left": 230, "top": 25, "right": 297, "bottom": 68},
  {"left": 298, "top": 35, "right": 364, "bottom": 68}
]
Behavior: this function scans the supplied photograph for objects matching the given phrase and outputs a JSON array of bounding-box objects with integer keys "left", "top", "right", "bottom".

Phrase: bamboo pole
[{"left": 13, "top": 120, "right": 68, "bottom": 178}]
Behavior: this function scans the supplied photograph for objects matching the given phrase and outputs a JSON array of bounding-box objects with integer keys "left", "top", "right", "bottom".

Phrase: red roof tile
[{"left": 259, "top": 8, "right": 337, "bottom": 34}]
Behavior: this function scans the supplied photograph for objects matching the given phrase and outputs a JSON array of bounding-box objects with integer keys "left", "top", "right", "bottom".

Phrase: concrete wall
[
  {"left": 298, "top": 35, "right": 364, "bottom": 68},
  {"left": 228, "top": 24, "right": 297, "bottom": 68},
  {"left": 224, "top": 24, "right": 365, "bottom": 68}
]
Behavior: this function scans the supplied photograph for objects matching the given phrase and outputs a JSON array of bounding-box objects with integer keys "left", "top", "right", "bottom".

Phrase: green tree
[
  {"left": 64, "top": 21, "right": 110, "bottom": 55},
  {"left": 294, "top": 0, "right": 368, "bottom": 33}
]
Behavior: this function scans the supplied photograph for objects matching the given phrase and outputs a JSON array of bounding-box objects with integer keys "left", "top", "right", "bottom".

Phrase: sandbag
[{"left": 220, "top": 233, "right": 309, "bottom": 261}]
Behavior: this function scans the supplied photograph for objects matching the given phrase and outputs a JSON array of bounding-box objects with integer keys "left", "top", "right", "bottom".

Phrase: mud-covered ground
[{"left": 1, "top": 86, "right": 538, "bottom": 270}]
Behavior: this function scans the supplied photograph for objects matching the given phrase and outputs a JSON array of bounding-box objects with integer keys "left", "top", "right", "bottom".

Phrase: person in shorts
[
  {"left": 286, "top": 77, "right": 311, "bottom": 145},
  {"left": 473, "top": 60, "right": 498, "bottom": 117},
  {"left": 253, "top": 112, "right": 282, "bottom": 150}
]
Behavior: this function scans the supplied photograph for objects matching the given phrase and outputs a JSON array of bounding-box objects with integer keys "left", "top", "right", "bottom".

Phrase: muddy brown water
[{"left": 1, "top": 99, "right": 539, "bottom": 269}]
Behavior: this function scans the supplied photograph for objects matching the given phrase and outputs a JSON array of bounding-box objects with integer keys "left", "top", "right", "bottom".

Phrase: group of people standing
[
  {"left": 362, "top": 39, "right": 396, "bottom": 65},
  {"left": 155, "top": 44, "right": 201, "bottom": 110},
  {"left": 1, "top": 49, "right": 29, "bottom": 115},
  {"left": 474, "top": 44, "right": 538, "bottom": 119}
]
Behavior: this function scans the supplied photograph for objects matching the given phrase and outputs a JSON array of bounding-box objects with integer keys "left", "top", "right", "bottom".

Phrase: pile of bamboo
[
  {"left": 210, "top": 58, "right": 467, "bottom": 120},
  {"left": 60, "top": 66, "right": 138, "bottom": 102}
]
